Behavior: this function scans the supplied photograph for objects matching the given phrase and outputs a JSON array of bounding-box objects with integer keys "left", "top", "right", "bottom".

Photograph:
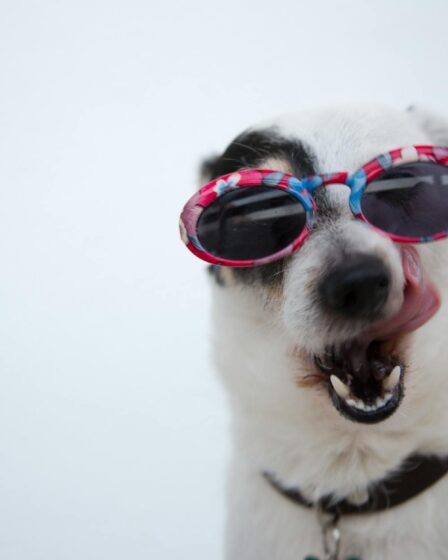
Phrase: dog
[{"left": 189, "top": 105, "right": 448, "bottom": 559}]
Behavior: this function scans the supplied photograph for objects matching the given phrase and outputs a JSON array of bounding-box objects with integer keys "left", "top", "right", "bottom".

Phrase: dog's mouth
[
  {"left": 313, "top": 247, "right": 441, "bottom": 424},
  {"left": 314, "top": 339, "right": 405, "bottom": 423}
]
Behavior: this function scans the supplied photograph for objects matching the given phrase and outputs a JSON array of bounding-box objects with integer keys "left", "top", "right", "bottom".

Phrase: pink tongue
[{"left": 367, "top": 246, "right": 441, "bottom": 341}]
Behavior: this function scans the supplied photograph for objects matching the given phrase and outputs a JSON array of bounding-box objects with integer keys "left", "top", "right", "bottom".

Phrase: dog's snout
[{"left": 319, "top": 255, "right": 390, "bottom": 320}]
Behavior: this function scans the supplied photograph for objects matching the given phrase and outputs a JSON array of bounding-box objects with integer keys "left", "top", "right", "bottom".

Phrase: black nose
[{"left": 319, "top": 255, "right": 391, "bottom": 320}]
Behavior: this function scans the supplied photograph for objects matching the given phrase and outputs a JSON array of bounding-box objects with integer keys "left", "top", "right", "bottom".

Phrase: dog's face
[{"left": 204, "top": 105, "right": 448, "bottom": 450}]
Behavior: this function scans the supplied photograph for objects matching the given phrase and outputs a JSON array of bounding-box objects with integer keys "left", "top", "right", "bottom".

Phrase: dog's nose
[{"left": 319, "top": 255, "right": 390, "bottom": 319}]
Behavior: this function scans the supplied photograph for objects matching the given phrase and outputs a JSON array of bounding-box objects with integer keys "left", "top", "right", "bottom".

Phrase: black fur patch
[
  {"left": 207, "top": 264, "right": 226, "bottom": 286},
  {"left": 203, "top": 128, "right": 316, "bottom": 181},
  {"left": 202, "top": 128, "right": 317, "bottom": 288}
]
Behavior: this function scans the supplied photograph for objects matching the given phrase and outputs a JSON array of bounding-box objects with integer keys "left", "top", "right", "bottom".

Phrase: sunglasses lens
[
  {"left": 196, "top": 186, "right": 307, "bottom": 261},
  {"left": 362, "top": 162, "right": 448, "bottom": 238}
]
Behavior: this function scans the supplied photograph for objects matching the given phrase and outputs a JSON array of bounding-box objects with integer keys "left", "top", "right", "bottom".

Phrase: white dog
[{"left": 194, "top": 105, "right": 448, "bottom": 559}]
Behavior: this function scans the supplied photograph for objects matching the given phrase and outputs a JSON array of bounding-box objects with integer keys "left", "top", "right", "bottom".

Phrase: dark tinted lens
[
  {"left": 197, "top": 186, "right": 307, "bottom": 261},
  {"left": 362, "top": 162, "right": 448, "bottom": 238}
]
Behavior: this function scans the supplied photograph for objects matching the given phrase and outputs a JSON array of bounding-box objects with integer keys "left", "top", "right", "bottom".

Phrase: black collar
[{"left": 264, "top": 453, "right": 448, "bottom": 516}]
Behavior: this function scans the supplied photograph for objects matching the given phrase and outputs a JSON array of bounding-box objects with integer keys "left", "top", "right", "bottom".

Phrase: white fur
[{"left": 210, "top": 105, "right": 448, "bottom": 559}]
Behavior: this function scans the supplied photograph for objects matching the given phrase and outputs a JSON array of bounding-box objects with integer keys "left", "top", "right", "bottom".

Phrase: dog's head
[{"left": 201, "top": 105, "right": 448, "bottom": 443}]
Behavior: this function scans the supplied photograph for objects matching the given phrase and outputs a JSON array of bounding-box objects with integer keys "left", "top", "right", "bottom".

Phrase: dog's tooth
[
  {"left": 330, "top": 375, "right": 350, "bottom": 399},
  {"left": 353, "top": 399, "right": 368, "bottom": 411},
  {"left": 375, "top": 396, "right": 384, "bottom": 408},
  {"left": 383, "top": 366, "right": 401, "bottom": 391}
]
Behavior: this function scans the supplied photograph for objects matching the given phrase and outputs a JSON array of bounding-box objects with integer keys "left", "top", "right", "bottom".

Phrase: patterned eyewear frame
[{"left": 179, "top": 145, "right": 448, "bottom": 267}]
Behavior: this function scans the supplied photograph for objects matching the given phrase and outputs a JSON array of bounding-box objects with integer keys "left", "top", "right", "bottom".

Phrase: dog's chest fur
[{"left": 205, "top": 105, "right": 448, "bottom": 559}]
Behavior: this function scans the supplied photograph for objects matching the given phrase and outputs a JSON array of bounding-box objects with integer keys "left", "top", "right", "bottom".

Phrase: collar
[{"left": 264, "top": 453, "right": 448, "bottom": 516}]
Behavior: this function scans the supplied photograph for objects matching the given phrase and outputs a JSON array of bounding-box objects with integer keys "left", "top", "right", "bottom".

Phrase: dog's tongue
[{"left": 367, "top": 246, "right": 441, "bottom": 341}]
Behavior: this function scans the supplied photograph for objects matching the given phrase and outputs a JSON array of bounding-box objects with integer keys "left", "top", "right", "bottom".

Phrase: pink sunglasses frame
[{"left": 179, "top": 145, "right": 448, "bottom": 267}]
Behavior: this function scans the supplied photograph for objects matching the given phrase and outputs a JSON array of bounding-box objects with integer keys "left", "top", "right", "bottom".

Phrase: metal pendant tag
[
  {"left": 304, "top": 507, "right": 362, "bottom": 560},
  {"left": 318, "top": 508, "right": 341, "bottom": 560}
]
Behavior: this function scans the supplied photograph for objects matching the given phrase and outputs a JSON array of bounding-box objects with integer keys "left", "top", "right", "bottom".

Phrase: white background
[{"left": 1, "top": 1, "right": 448, "bottom": 558}]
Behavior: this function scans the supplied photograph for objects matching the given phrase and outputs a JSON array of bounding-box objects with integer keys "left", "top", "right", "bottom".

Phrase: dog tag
[
  {"left": 305, "top": 508, "right": 362, "bottom": 560},
  {"left": 319, "top": 509, "right": 341, "bottom": 560}
]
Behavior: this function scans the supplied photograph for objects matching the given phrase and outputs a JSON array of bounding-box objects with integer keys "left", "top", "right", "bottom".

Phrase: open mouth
[
  {"left": 314, "top": 246, "right": 441, "bottom": 424},
  {"left": 315, "top": 340, "right": 404, "bottom": 423}
]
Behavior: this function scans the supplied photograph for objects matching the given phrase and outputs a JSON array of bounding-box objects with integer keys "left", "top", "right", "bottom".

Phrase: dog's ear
[{"left": 408, "top": 106, "right": 448, "bottom": 145}]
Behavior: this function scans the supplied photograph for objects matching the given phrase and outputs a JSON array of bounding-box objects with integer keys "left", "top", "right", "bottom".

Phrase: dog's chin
[{"left": 313, "top": 337, "right": 406, "bottom": 424}]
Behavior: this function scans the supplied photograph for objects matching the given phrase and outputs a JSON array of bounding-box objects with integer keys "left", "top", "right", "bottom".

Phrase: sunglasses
[{"left": 179, "top": 145, "right": 448, "bottom": 267}]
